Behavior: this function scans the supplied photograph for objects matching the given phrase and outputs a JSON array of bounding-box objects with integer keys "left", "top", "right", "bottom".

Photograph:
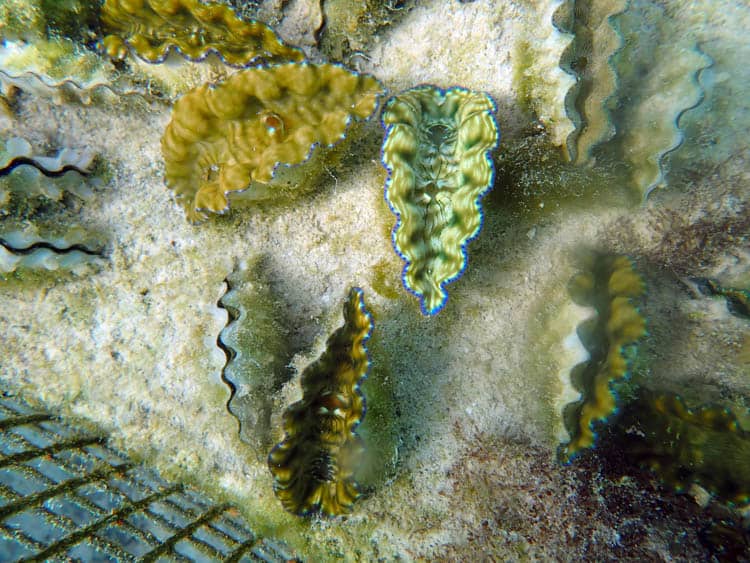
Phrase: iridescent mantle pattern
[
  {"left": 100, "top": 0, "right": 304, "bottom": 65},
  {"left": 268, "top": 287, "right": 373, "bottom": 516},
  {"left": 381, "top": 86, "right": 499, "bottom": 315}
]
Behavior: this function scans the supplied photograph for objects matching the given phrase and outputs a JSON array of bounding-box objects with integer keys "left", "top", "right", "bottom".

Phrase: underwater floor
[{"left": 1, "top": 0, "right": 749, "bottom": 560}]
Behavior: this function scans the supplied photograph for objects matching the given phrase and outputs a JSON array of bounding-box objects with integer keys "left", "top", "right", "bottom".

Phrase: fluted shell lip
[{"left": 557, "top": 1, "right": 712, "bottom": 202}]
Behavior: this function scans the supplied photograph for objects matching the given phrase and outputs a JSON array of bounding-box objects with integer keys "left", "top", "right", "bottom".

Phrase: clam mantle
[
  {"left": 161, "top": 62, "right": 383, "bottom": 222},
  {"left": 268, "top": 287, "right": 373, "bottom": 516},
  {"left": 381, "top": 85, "right": 499, "bottom": 315}
]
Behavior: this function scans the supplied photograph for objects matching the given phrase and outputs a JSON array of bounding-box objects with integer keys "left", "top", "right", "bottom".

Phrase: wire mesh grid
[{"left": 0, "top": 394, "right": 300, "bottom": 562}]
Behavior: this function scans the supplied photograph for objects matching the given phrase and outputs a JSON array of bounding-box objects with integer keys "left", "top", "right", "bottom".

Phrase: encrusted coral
[
  {"left": 268, "top": 287, "right": 372, "bottom": 516},
  {"left": 560, "top": 0, "right": 626, "bottom": 164},
  {"left": 218, "top": 258, "right": 290, "bottom": 452},
  {"left": 616, "top": 391, "right": 750, "bottom": 507},
  {"left": 161, "top": 62, "right": 383, "bottom": 222},
  {"left": 381, "top": 85, "right": 499, "bottom": 315},
  {"left": 560, "top": 255, "right": 647, "bottom": 461},
  {"left": 100, "top": 0, "right": 305, "bottom": 66}
]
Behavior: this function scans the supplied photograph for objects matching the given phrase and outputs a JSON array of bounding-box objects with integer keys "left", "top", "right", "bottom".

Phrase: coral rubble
[
  {"left": 560, "top": 255, "right": 646, "bottom": 461},
  {"left": 381, "top": 85, "right": 499, "bottom": 315},
  {"left": 268, "top": 287, "right": 372, "bottom": 516},
  {"left": 100, "top": 0, "right": 305, "bottom": 66},
  {"left": 161, "top": 62, "right": 383, "bottom": 222}
]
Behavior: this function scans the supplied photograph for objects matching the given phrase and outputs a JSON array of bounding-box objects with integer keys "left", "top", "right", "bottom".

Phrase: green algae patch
[
  {"left": 512, "top": 40, "right": 537, "bottom": 117},
  {"left": 370, "top": 258, "right": 401, "bottom": 301}
]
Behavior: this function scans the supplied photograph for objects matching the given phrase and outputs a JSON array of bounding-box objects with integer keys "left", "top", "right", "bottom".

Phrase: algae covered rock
[
  {"left": 381, "top": 85, "right": 499, "bottom": 315},
  {"left": 161, "top": 62, "right": 384, "bottom": 222}
]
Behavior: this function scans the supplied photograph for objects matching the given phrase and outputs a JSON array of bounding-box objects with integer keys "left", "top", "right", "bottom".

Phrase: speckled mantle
[{"left": 0, "top": 0, "right": 749, "bottom": 560}]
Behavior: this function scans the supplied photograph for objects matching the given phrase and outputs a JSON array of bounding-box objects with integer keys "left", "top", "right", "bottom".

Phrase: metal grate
[{"left": 0, "top": 394, "right": 299, "bottom": 562}]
